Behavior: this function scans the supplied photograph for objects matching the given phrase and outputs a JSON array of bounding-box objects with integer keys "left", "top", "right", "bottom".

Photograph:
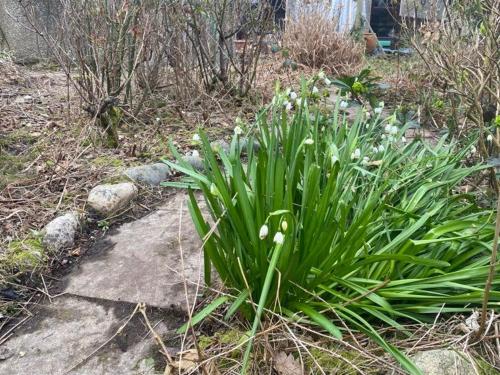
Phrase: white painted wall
[{"left": 286, "top": 0, "right": 370, "bottom": 32}]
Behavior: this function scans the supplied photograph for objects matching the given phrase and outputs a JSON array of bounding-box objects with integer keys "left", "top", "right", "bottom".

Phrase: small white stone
[{"left": 42, "top": 212, "right": 80, "bottom": 252}]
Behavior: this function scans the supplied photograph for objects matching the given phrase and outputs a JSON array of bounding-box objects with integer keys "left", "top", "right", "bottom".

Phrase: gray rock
[
  {"left": 411, "top": 350, "right": 476, "bottom": 375},
  {"left": 87, "top": 182, "right": 138, "bottom": 217},
  {"left": 42, "top": 212, "right": 79, "bottom": 252},
  {"left": 210, "top": 139, "right": 230, "bottom": 154},
  {"left": 123, "top": 162, "right": 171, "bottom": 186},
  {"left": 65, "top": 191, "right": 204, "bottom": 310},
  {"left": 239, "top": 137, "right": 260, "bottom": 153},
  {"left": 0, "top": 295, "right": 181, "bottom": 374},
  {"left": 183, "top": 151, "right": 204, "bottom": 171}
]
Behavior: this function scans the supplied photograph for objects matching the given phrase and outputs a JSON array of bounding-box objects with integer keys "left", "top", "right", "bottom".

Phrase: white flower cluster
[
  {"left": 467, "top": 145, "right": 477, "bottom": 157},
  {"left": 374, "top": 101, "right": 384, "bottom": 114},
  {"left": 351, "top": 148, "right": 361, "bottom": 160},
  {"left": 259, "top": 224, "right": 285, "bottom": 245},
  {"left": 281, "top": 89, "right": 303, "bottom": 111},
  {"left": 318, "top": 71, "right": 332, "bottom": 86}
]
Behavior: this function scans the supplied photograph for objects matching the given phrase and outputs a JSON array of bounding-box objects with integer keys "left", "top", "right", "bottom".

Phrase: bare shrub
[
  {"left": 408, "top": 0, "right": 499, "bottom": 170},
  {"left": 179, "top": 0, "right": 276, "bottom": 97},
  {"left": 282, "top": 9, "right": 365, "bottom": 76},
  {"left": 20, "top": 0, "right": 169, "bottom": 147}
]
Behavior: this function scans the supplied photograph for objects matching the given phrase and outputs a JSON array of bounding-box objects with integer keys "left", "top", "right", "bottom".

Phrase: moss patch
[
  {"left": 91, "top": 155, "right": 124, "bottom": 168},
  {"left": 2, "top": 233, "right": 46, "bottom": 274},
  {"left": 306, "top": 347, "right": 369, "bottom": 374}
]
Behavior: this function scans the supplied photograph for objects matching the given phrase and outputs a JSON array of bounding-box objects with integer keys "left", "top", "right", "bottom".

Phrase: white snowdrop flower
[
  {"left": 289, "top": 91, "right": 298, "bottom": 101},
  {"left": 192, "top": 133, "right": 201, "bottom": 142},
  {"left": 378, "top": 101, "right": 385, "bottom": 108},
  {"left": 390, "top": 126, "right": 398, "bottom": 135},
  {"left": 401, "top": 136, "right": 407, "bottom": 143},
  {"left": 372, "top": 146, "right": 378, "bottom": 153},
  {"left": 384, "top": 124, "right": 392, "bottom": 134},
  {"left": 234, "top": 126, "right": 243, "bottom": 136},
  {"left": 331, "top": 155, "right": 339, "bottom": 164},
  {"left": 378, "top": 144, "right": 385, "bottom": 153},
  {"left": 324, "top": 77, "right": 331, "bottom": 86},
  {"left": 155, "top": 117, "right": 161, "bottom": 122},
  {"left": 381, "top": 134, "right": 386, "bottom": 140},
  {"left": 273, "top": 231, "right": 284, "bottom": 245},
  {"left": 281, "top": 220, "right": 288, "bottom": 232},
  {"left": 285, "top": 101, "right": 293, "bottom": 111},
  {"left": 312, "top": 86, "right": 319, "bottom": 94},
  {"left": 192, "top": 150, "right": 200, "bottom": 158},
  {"left": 388, "top": 136, "right": 395, "bottom": 142},
  {"left": 351, "top": 148, "right": 361, "bottom": 160},
  {"left": 304, "top": 138, "right": 314, "bottom": 145},
  {"left": 365, "top": 111, "right": 371, "bottom": 119},
  {"left": 487, "top": 134, "right": 493, "bottom": 142},
  {"left": 361, "top": 156, "right": 370, "bottom": 166},
  {"left": 210, "top": 183, "right": 219, "bottom": 196},
  {"left": 283, "top": 100, "right": 290, "bottom": 107},
  {"left": 374, "top": 107, "right": 383, "bottom": 114},
  {"left": 340, "top": 101, "right": 349, "bottom": 109},
  {"left": 259, "top": 224, "right": 269, "bottom": 240},
  {"left": 470, "top": 145, "right": 477, "bottom": 154},
  {"left": 318, "top": 71, "right": 325, "bottom": 80}
]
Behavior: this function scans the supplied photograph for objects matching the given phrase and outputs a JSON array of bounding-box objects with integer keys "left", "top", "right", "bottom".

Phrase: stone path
[{"left": 0, "top": 191, "right": 203, "bottom": 375}]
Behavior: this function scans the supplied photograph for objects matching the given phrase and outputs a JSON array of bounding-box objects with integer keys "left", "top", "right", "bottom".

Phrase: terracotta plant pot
[{"left": 363, "top": 32, "right": 378, "bottom": 54}]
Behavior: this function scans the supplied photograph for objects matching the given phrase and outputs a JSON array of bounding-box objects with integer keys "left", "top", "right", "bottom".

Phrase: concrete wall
[{"left": 0, "top": 0, "right": 59, "bottom": 63}]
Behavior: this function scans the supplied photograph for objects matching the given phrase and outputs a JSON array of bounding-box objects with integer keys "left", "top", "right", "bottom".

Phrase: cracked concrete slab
[{"left": 65, "top": 191, "right": 204, "bottom": 310}]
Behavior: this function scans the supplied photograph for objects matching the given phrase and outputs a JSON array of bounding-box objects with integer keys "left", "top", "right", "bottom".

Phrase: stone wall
[{"left": 0, "top": 0, "right": 59, "bottom": 63}]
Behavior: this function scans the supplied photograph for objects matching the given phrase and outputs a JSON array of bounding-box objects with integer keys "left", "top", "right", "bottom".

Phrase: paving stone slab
[
  {"left": 65, "top": 191, "right": 204, "bottom": 310},
  {"left": 0, "top": 295, "right": 181, "bottom": 375}
]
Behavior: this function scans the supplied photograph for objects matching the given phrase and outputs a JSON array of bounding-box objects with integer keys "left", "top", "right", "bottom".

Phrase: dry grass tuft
[{"left": 282, "top": 10, "right": 365, "bottom": 76}]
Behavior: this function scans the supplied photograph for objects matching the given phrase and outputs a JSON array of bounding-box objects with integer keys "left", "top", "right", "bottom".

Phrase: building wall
[
  {"left": 399, "top": 0, "right": 446, "bottom": 19},
  {"left": 285, "top": 0, "right": 371, "bottom": 32}
]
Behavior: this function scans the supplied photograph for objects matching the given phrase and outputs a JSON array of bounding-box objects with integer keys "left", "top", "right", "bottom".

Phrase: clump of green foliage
[
  {"left": 331, "top": 68, "right": 380, "bottom": 107},
  {"left": 164, "top": 79, "right": 499, "bottom": 374},
  {"left": 2, "top": 233, "right": 45, "bottom": 274}
]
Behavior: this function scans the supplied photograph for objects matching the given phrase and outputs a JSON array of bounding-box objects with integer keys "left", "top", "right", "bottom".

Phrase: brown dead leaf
[
  {"left": 178, "top": 348, "right": 200, "bottom": 362},
  {"left": 165, "top": 349, "right": 200, "bottom": 373},
  {"left": 70, "top": 247, "right": 81, "bottom": 257},
  {"left": 273, "top": 351, "right": 303, "bottom": 375}
]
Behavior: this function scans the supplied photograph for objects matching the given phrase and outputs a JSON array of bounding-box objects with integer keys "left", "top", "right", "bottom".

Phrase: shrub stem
[{"left": 478, "top": 190, "right": 500, "bottom": 338}]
